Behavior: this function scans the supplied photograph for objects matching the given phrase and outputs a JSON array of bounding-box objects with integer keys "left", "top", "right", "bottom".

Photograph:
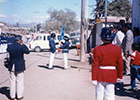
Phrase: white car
[{"left": 29, "top": 33, "right": 71, "bottom": 52}]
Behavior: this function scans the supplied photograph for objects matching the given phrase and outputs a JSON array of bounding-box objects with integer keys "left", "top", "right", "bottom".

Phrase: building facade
[{"left": 132, "top": 0, "right": 140, "bottom": 30}]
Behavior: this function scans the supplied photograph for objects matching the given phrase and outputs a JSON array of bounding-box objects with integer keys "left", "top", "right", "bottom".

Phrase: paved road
[{"left": 0, "top": 49, "right": 140, "bottom": 100}]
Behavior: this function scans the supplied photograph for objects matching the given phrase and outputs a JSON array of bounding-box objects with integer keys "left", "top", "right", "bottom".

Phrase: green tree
[
  {"left": 44, "top": 8, "right": 80, "bottom": 34},
  {"left": 90, "top": 0, "right": 132, "bottom": 23},
  {"left": 108, "top": 0, "right": 132, "bottom": 23}
]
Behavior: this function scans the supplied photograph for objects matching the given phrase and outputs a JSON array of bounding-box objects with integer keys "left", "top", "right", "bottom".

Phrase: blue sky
[{"left": 0, "top": 0, "right": 96, "bottom": 25}]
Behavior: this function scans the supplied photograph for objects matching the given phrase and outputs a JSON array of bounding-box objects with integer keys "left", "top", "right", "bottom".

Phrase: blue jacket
[
  {"left": 59, "top": 41, "right": 69, "bottom": 53},
  {"left": 49, "top": 38, "right": 56, "bottom": 53},
  {"left": 7, "top": 42, "right": 30, "bottom": 72},
  {"left": 1, "top": 36, "right": 7, "bottom": 44}
]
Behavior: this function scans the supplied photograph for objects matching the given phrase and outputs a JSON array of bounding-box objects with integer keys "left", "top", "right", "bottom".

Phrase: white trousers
[
  {"left": 10, "top": 71, "right": 24, "bottom": 98},
  {"left": 63, "top": 53, "right": 68, "bottom": 68},
  {"left": 10, "top": 65, "right": 24, "bottom": 98},
  {"left": 1, "top": 44, "right": 7, "bottom": 53},
  {"left": 96, "top": 82, "right": 115, "bottom": 100},
  {"left": 49, "top": 52, "right": 55, "bottom": 68},
  {"left": 123, "top": 56, "right": 130, "bottom": 74},
  {"left": 0, "top": 44, "right": 2, "bottom": 53}
]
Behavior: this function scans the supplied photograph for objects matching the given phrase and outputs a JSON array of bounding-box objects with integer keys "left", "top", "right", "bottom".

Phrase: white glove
[
  {"left": 117, "top": 78, "right": 123, "bottom": 82},
  {"left": 92, "top": 80, "right": 97, "bottom": 86}
]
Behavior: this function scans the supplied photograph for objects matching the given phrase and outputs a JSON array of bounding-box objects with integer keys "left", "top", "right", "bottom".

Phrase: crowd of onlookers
[
  {"left": 108, "top": 25, "right": 140, "bottom": 91},
  {"left": 100, "top": 24, "right": 140, "bottom": 92}
]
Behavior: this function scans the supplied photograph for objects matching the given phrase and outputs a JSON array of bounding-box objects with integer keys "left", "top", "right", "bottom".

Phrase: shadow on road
[
  {"left": 68, "top": 59, "right": 80, "bottom": 62},
  {"left": 38, "top": 65, "right": 63, "bottom": 69},
  {"left": 115, "top": 82, "right": 140, "bottom": 99},
  {"left": 0, "top": 87, "right": 10, "bottom": 99},
  {"left": 36, "top": 54, "right": 80, "bottom": 62}
]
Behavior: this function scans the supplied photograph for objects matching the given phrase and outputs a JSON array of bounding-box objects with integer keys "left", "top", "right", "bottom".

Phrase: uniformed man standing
[
  {"left": 59, "top": 35, "right": 70, "bottom": 69},
  {"left": 7, "top": 35, "right": 30, "bottom": 100},
  {"left": 92, "top": 27, "right": 123, "bottom": 100},
  {"left": 48, "top": 33, "right": 57, "bottom": 69}
]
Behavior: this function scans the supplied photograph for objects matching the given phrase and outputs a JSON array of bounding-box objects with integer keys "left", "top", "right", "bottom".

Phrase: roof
[{"left": 97, "top": 16, "right": 126, "bottom": 23}]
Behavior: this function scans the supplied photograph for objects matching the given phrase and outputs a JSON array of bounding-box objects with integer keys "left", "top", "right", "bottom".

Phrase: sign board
[{"left": 96, "top": 19, "right": 101, "bottom": 23}]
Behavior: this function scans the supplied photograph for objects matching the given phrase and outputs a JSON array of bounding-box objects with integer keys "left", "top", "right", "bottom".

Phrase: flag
[{"left": 60, "top": 25, "right": 65, "bottom": 40}]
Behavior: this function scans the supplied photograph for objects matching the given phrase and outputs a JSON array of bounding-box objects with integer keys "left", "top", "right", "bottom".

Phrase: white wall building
[{"left": 132, "top": 0, "right": 140, "bottom": 30}]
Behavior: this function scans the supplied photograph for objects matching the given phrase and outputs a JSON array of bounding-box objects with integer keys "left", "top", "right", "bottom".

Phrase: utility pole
[
  {"left": 74, "top": 4, "right": 78, "bottom": 16},
  {"left": 80, "top": 0, "right": 85, "bottom": 62},
  {"left": 85, "top": 0, "right": 89, "bottom": 53},
  {"left": 105, "top": 0, "right": 107, "bottom": 27}
]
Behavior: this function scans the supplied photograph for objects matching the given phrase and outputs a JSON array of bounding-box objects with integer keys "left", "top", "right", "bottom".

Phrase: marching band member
[
  {"left": 92, "top": 27, "right": 123, "bottom": 100},
  {"left": 59, "top": 35, "right": 70, "bottom": 69},
  {"left": 48, "top": 33, "right": 57, "bottom": 69}
]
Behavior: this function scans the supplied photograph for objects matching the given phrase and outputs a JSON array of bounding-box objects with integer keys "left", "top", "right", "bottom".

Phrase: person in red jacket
[
  {"left": 130, "top": 43, "right": 140, "bottom": 91},
  {"left": 92, "top": 27, "right": 123, "bottom": 100}
]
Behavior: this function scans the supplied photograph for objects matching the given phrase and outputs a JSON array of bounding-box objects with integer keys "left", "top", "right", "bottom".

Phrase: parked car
[
  {"left": 29, "top": 33, "right": 71, "bottom": 52},
  {"left": 69, "top": 32, "right": 86, "bottom": 48},
  {"left": 70, "top": 35, "right": 81, "bottom": 48}
]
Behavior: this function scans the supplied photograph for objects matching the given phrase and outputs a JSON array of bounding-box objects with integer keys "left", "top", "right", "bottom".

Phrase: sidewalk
[{"left": 0, "top": 49, "right": 140, "bottom": 100}]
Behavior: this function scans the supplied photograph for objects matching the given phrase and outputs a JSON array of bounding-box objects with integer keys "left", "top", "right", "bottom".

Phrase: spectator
[
  {"left": 7, "top": 35, "right": 30, "bottom": 100},
  {"left": 76, "top": 42, "right": 80, "bottom": 56},
  {"left": 112, "top": 25, "right": 125, "bottom": 47},
  {"left": 133, "top": 27, "right": 140, "bottom": 43},
  {"left": 130, "top": 43, "right": 140, "bottom": 91},
  {"left": 25, "top": 33, "right": 30, "bottom": 43},
  {"left": 122, "top": 24, "right": 134, "bottom": 75},
  {"left": 31, "top": 34, "right": 34, "bottom": 40}
]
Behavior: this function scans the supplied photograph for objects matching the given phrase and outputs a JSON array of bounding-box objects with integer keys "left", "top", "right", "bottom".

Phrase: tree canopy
[
  {"left": 44, "top": 8, "right": 80, "bottom": 34},
  {"left": 90, "top": 0, "right": 132, "bottom": 23}
]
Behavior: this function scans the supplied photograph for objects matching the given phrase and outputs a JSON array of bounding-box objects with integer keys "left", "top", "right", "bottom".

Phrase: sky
[{"left": 0, "top": 0, "right": 96, "bottom": 25}]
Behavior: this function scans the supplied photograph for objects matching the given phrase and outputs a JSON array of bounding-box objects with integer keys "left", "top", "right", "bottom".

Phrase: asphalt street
[{"left": 0, "top": 49, "right": 140, "bottom": 100}]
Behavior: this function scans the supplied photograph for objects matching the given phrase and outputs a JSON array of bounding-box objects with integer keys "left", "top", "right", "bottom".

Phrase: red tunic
[{"left": 92, "top": 43, "right": 123, "bottom": 83}]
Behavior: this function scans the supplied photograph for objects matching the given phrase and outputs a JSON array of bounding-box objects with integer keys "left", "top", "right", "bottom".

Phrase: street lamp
[{"left": 34, "top": 11, "right": 39, "bottom": 32}]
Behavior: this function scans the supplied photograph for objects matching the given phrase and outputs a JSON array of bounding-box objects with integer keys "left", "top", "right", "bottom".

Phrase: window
[
  {"left": 44, "top": 36, "right": 46, "bottom": 40},
  {"left": 47, "top": 36, "right": 51, "bottom": 40},
  {"left": 35, "top": 36, "right": 42, "bottom": 40},
  {"left": 58, "top": 35, "right": 61, "bottom": 41}
]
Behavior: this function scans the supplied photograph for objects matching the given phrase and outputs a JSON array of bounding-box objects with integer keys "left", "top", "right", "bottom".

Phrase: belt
[
  {"left": 99, "top": 66, "right": 116, "bottom": 69},
  {"left": 63, "top": 49, "right": 68, "bottom": 51}
]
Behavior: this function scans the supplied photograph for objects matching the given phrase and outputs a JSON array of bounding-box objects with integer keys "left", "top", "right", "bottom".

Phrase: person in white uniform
[
  {"left": 48, "top": 33, "right": 57, "bottom": 69},
  {"left": 59, "top": 36, "right": 70, "bottom": 69}
]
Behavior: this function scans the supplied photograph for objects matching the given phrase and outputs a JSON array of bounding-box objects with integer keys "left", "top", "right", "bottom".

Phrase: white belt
[
  {"left": 99, "top": 66, "right": 116, "bottom": 69},
  {"left": 63, "top": 49, "right": 68, "bottom": 50}
]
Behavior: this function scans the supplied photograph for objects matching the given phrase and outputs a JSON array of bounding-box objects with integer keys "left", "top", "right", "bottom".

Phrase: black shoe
[
  {"left": 17, "top": 97, "right": 23, "bottom": 100},
  {"left": 133, "top": 88, "right": 138, "bottom": 92},
  {"left": 62, "top": 67, "right": 67, "bottom": 70},
  {"left": 10, "top": 98, "right": 15, "bottom": 100},
  {"left": 123, "top": 73, "right": 130, "bottom": 76},
  {"left": 128, "top": 88, "right": 138, "bottom": 92},
  {"left": 48, "top": 67, "right": 54, "bottom": 70}
]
